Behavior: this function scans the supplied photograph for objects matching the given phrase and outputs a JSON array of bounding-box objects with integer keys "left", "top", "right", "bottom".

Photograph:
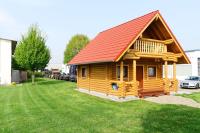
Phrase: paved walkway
[{"left": 145, "top": 95, "right": 200, "bottom": 108}]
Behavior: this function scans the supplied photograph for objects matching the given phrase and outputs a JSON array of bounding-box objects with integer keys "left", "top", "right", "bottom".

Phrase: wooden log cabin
[{"left": 68, "top": 10, "right": 190, "bottom": 98}]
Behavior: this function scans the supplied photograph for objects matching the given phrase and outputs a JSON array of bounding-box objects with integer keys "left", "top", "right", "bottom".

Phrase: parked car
[
  {"left": 180, "top": 76, "right": 200, "bottom": 89},
  {"left": 58, "top": 72, "right": 69, "bottom": 81}
]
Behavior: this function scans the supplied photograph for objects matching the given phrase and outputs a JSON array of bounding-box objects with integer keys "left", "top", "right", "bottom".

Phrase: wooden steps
[{"left": 138, "top": 88, "right": 165, "bottom": 98}]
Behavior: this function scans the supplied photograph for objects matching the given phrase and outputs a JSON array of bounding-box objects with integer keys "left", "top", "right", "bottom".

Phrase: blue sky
[{"left": 0, "top": 0, "right": 199, "bottom": 64}]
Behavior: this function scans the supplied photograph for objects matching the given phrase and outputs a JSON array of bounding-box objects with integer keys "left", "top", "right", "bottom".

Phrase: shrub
[{"left": 27, "top": 71, "right": 44, "bottom": 79}]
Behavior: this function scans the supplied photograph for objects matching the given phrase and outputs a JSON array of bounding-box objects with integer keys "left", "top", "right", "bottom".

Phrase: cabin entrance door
[{"left": 136, "top": 66, "right": 143, "bottom": 89}]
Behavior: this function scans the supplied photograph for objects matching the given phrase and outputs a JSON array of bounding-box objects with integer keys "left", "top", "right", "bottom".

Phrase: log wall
[{"left": 77, "top": 59, "right": 164, "bottom": 97}]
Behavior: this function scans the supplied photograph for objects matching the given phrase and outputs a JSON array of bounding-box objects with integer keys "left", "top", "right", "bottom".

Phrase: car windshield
[{"left": 186, "top": 76, "right": 199, "bottom": 81}]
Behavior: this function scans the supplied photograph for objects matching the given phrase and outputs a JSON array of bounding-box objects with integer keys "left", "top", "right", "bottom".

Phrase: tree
[
  {"left": 12, "top": 56, "right": 22, "bottom": 70},
  {"left": 14, "top": 24, "right": 51, "bottom": 84},
  {"left": 64, "top": 34, "right": 89, "bottom": 64}
]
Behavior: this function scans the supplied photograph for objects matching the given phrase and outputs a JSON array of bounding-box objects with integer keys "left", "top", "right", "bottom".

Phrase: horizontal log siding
[
  {"left": 78, "top": 63, "right": 111, "bottom": 94},
  {"left": 111, "top": 63, "right": 116, "bottom": 80},
  {"left": 77, "top": 60, "right": 164, "bottom": 97},
  {"left": 90, "top": 64, "right": 109, "bottom": 93},
  {"left": 136, "top": 61, "right": 163, "bottom": 91},
  {"left": 143, "top": 79, "right": 164, "bottom": 90},
  {"left": 78, "top": 65, "right": 90, "bottom": 90}
]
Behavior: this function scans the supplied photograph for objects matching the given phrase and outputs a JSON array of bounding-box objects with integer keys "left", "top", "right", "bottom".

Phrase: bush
[
  {"left": 11, "top": 82, "right": 16, "bottom": 86},
  {"left": 27, "top": 71, "right": 44, "bottom": 79}
]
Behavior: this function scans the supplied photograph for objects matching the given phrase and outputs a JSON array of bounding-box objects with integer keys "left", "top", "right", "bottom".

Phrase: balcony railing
[{"left": 133, "top": 39, "right": 167, "bottom": 54}]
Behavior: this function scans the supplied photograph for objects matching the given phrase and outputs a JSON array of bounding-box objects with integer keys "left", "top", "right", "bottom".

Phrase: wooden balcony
[
  {"left": 133, "top": 39, "right": 167, "bottom": 54},
  {"left": 123, "top": 38, "right": 182, "bottom": 62}
]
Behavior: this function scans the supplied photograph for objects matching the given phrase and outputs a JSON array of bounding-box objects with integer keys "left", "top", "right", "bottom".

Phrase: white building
[
  {"left": 46, "top": 64, "right": 70, "bottom": 74},
  {"left": 0, "top": 38, "right": 17, "bottom": 85},
  {"left": 167, "top": 49, "right": 200, "bottom": 80}
]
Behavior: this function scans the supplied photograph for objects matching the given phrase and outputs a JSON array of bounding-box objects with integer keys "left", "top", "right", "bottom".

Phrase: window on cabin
[
  {"left": 117, "top": 65, "right": 128, "bottom": 79},
  {"left": 82, "top": 67, "right": 86, "bottom": 78},
  {"left": 148, "top": 66, "right": 156, "bottom": 77}
]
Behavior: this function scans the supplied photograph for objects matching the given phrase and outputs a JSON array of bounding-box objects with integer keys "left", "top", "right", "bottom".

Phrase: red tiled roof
[{"left": 68, "top": 10, "right": 159, "bottom": 65}]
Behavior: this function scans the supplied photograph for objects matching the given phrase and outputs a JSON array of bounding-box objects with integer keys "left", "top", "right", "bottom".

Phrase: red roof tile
[{"left": 68, "top": 10, "right": 159, "bottom": 65}]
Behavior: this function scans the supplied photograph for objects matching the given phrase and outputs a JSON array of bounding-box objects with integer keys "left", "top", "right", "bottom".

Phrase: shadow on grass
[{"left": 141, "top": 105, "right": 200, "bottom": 133}]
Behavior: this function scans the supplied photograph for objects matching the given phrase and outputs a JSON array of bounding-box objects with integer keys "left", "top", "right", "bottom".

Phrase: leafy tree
[
  {"left": 14, "top": 24, "right": 51, "bottom": 84},
  {"left": 12, "top": 56, "right": 22, "bottom": 70},
  {"left": 64, "top": 34, "right": 89, "bottom": 63}
]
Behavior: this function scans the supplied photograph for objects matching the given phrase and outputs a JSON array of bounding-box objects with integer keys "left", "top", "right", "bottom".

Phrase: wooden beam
[
  {"left": 88, "top": 65, "right": 90, "bottom": 91},
  {"left": 153, "top": 22, "right": 167, "bottom": 40},
  {"left": 173, "top": 62, "right": 176, "bottom": 80},
  {"left": 164, "top": 61, "right": 168, "bottom": 79},
  {"left": 174, "top": 53, "right": 182, "bottom": 58},
  {"left": 133, "top": 60, "right": 136, "bottom": 81},
  {"left": 149, "top": 25, "right": 164, "bottom": 40},
  {"left": 123, "top": 54, "right": 140, "bottom": 60},
  {"left": 140, "top": 38, "right": 162, "bottom": 43},
  {"left": 164, "top": 39, "right": 174, "bottom": 45},
  {"left": 120, "top": 61, "right": 123, "bottom": 82},
  {"left": 139, "top": 33, "right": 143, "bottom": 38},
  {"left": 140, "top": 38, "right": 173, "bottom": 45},
  {"left": 77, "top": 66, "right": 79, "bottom": 88}
]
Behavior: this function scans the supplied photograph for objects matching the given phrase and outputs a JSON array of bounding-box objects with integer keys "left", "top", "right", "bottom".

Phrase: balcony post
[
  {"left": 173, "top": 62, "right": 176, "bottom": 80},
  {"left": 132, "top": 59, "right": 138, "bottom": 96},
  {"left": 120, "top": 61, "right": 123, "bottom": 82},
  {"left": 164, "top": 60, "right": 170, "bottom": 94},
  {"left": 133, "top": 60, "right": 136, "bottom": 82},
  {"left": 120, "top": 61, "right": 125, "bottom": 97},
  {"left": 173, "top": 62, "right": 178, "bottom": 92},
  {"left": 164, "top": 61, "right": 168, "bottom": 79}
]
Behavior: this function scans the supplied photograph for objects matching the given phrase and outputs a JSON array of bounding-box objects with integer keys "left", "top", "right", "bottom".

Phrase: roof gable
[
  {"left": 153, "top": 13, "right": 190, "bottom": 64},
  {"left": 68, "top": 10, "right": 190, "bottom": 65},
  {"left": 69, "top": 10, "right": 158, "bottom": 65}
]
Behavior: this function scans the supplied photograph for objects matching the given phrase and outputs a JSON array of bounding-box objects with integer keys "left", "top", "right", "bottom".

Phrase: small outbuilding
[
  {"left": 0, "top": 38, "right": 17, "bottom": 85},
  {"left": 69, "top": 10, "right": 190, "bottom": 98}
]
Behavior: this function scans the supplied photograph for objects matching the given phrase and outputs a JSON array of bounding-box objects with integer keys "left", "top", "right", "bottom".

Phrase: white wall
[
  {"left": 166, "top": 64, "right": 192, "bottom": 80},
  {"left": 46, "top": 64, "right": 70, "bottom": 74},
  {"left": 61, "top": 64, "right": 70, "bottom": 74},
  {"left": 0, "top": 39, "right": 12, "bottom": 85},
  {"left": 186, "top": 51, "right": 200, "bottom": 76},
  {"left": 166, "top": 50, "right": 200, "bottom": 80}
]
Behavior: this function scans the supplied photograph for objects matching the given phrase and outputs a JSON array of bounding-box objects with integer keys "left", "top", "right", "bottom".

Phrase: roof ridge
[
  {"left": 185, "top": 49, "right": 200, "bottom": 52},
  {"left": 99, "top": 10, "right": 159, "bottom": 34}
]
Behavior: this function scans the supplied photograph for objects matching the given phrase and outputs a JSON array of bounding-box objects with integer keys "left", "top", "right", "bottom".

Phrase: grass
[
  {"left": 178, "top": 92, "right": 200, "bottom": 103},
  {"left": 0, "top": 78, "right": 200, "bottom": 133}
]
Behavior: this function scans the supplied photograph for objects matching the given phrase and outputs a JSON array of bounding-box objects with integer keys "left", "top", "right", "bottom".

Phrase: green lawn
[
  {"left": 178, "top": 92, "right": 200, "bottom": 103},
  {"left": 0, "top": 78, "right": 200, "bottom": 133}
]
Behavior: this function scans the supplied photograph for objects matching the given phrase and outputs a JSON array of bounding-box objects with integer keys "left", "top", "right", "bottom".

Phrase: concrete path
[{"left": 145, "top": 95, "right": 200, "bottom": 108}]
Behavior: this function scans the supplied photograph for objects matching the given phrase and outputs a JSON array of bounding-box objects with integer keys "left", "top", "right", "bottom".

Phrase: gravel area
[{"left": 145, "top": 95, "right": 200, "bottom": 108}]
